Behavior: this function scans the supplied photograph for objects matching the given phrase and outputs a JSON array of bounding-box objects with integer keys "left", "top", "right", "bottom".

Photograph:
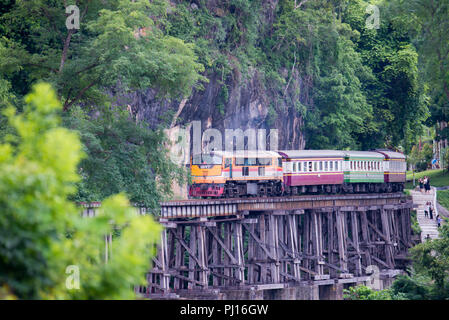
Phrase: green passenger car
[{"left": 343, "top": 151, "right": 384, "bottom": 184}]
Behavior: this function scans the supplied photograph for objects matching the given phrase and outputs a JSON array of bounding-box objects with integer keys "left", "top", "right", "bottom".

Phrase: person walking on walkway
[
  {"left": 424, "top": 202, "right": 429, "bottom": 218},
  {"left": 425, "top": 176, "right": 431, "bottom": 194},
  {"left": 437, "top": 215, "right": 441, "bottom": 228},
  {"left": 429, "top": 203, "right": 434, "bottom": 219},
  {"left": 419, "top": 178, "right": 424, "bottom": 192},
  {"left": 425, "top": 234, "right": 431, "bottom": 241}
]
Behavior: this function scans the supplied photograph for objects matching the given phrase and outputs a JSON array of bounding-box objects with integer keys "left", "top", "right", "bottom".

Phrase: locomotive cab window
[{"left": 257, "top": 158, "right": 272, "bottom": 166}]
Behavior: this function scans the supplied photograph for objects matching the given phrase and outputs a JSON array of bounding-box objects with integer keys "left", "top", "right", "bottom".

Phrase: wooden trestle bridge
[{"left": 133, "top": 193, "right": 416, "bottom": 300}]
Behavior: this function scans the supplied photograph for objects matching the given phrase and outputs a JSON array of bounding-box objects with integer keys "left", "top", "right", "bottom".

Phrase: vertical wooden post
[
  {"left": 235, "top": 222, "right": 244, "bottom": 284},
  {"left": 247, "top": 222, "right": 255, "bottom": 284},
  {"left": 224, "top": 223, "right": 232, "bottom": 285},
  {"left": 351, "top": 211, "right": 362, "bottom": 276},
  {"left": 381, "top": 208, "right": 394, "bottom": 268},
  {"left": 360, "top": 210, "right": 372, "bottom": 267},
  {"left": 188, "top": 226, "right": 196, "bottom": 289},
  {"left": 160, "top": 229, "right": 169, "bottom": 292},
  {"left": 259, "top": 214, "right": 267, "bottom": 283},
  {"left": 212, "top": 224, "right": 220, "bottom": 286},
  {"left": 269, "top": 214, "right": 280, "bottom": 283},
  {"left": 197, "top": 225, "right": 208, "bottom": 287},
  {"left": 336, "top": 210, "right": 347, "bottom": 272},
  {"left": 174, "top": 226, "right": 183, "bottom": 289},
  {"left": 327, "top": 211, "right": 336, "bottom": 278}
]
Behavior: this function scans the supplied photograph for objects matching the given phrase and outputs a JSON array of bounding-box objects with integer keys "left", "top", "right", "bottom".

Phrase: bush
[{"left": 0, "top": 83, "right": 161, "bottom": 299}]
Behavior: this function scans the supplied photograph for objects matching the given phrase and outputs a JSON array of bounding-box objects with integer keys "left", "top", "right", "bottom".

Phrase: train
[{"left": 188, "top": 149, "right": 406, "bottom": 198}]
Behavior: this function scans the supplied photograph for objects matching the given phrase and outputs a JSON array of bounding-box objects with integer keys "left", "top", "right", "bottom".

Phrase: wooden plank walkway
[{"left": 410, "top": 187, "right": 439, "bottom": 241}]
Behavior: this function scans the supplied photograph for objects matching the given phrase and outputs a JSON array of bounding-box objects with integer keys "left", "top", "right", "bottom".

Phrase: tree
[
  {"left": 0, "top": 83, "right": 161, "bottom": 299},
  {"left": 343, "top": 0, "right": 429, "bottom": 152},
  {"left": 64, "top": 105, "right": 187, "bottom": 208},
  {"left": 0, "top": 0, "right": 207, "bottom": 111},
  {"left": 406, "top": 223, "right": 449, "bottom": 299},
  {"left": 343, "top": 284, "right": 405, "bottom": 300}
]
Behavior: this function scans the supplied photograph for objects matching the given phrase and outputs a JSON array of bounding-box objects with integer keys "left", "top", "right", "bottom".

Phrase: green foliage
[
  {"left": 410, "top": 210, "right": 422, "bottom": 235},
  {"left": 343, "top": 285, "right": 405, "bottom": 300},
  {"left": 0, "top": 83, "right": 161, "bottom": 299},
  {"left": 405, "top": 168, "right": 449, "bottom": 189},
  {"left": 407, "top": 143, "right": 433, "bottom": 173},
  {"left": 409, "top": 224, "right": 449, "bottom": 296},
  {"left": 0, "top": 0, "right": 207, "bottom": 110},
  {"left": 344, "top": 0, "right": 429, "bottom": 152},
  {"left": 63, "top": 105, "right": 187, "bottom": 208},
  {"left": 390, "top": 272, "right": 433, "bottom": 300},
  {"left": 437, "top": 190, "right": 449, "bottom": 211},
  {"left": 393, "top": 0, "right": 449, "bottom": 126}
]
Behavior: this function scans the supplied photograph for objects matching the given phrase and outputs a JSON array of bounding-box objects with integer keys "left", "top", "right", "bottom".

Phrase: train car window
[
  {"left": 324, "top": 161, "right": 328, "bottom": 171},
  {"left": 308, "top": 162, "right": 312, "bottom": 172},
  {"left": 337, "top": 161, "right": 340, "bottom": 171},
  {"left": 258, "top": 167, "right": 265, "bottom": 176},
  {"left": 248, "top": 158, "right": 257, "bottom": 166},
  {"left": 329, "top": 161, "right": 333, "bottom": 171},
  {"left": 257, "top": 158, "right": 272, "bottom": 166},
  {"left": 313, "top": 162, "right": 317, "bottom": 172},
  {"left": 293, "top": 162, "right": 297, "bottom": 172},
  {"left": 319, "top": 161, "right": 323, "bottom": 171},
  {"left": 242, "top": 167, "right": 249, "bottom": 176},
  {"left": 350, "top": 161, "right": 353, "bottom": 170},
  {"left": 278, "top": 158, "right": 282, "bottom": 168},
  {"left": 225, "top": 158, "right": 231, "bottom": 168},
  {"left": 236, "top": 158, "right": 243, "bottom": 165},
  {"left": 298, "top": 162, "right": 302, "bottom": 172}
]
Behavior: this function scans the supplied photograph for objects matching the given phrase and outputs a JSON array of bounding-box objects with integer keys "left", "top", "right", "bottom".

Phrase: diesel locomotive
[{"left": 188, "top": 149, "right": 406, "bottom": 198}]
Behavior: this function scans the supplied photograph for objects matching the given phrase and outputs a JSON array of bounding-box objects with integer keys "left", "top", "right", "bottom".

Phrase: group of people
[
  {"left": 424, "top": 201, "right": 442, "bottom": 227},
  {"left": 418, "top": 176, "right": 431, "bottom": 193}
]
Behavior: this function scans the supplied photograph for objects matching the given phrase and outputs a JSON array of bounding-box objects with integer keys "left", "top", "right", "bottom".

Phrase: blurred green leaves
[{"left": 0, "top": 83, "right": 161, "bottom": 299}]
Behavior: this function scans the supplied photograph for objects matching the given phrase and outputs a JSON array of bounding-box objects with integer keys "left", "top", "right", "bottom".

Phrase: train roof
[
  {"left": 277, "top": 150, "right": 346, "bottom": 159},
  {"left": 374, "top": 150, "right": 406, "bottom": 160},
  {"left": 192, "top": 150, "right": 281, "bottom": 158},
  {"left": 344, "top": 151, "right": 384, "bottom": 159}
]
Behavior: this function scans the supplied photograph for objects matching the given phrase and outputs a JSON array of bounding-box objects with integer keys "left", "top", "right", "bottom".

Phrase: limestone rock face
[
  {"left": 114, "top": 68, "right": 307, "bottom": 153},
  {"left": 113, "top": 1, "right": 309, "bottom": 156}
]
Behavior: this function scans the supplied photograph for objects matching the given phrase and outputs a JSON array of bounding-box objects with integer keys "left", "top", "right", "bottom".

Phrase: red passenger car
[
  {"left": 278, "top": 150, "right": 346, "bottom": 194},
  {"left": 375, "top": 150, "right": 406, "bottom": 183}
]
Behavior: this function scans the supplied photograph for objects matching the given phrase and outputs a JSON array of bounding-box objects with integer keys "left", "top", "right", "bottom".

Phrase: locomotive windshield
[{"left": 192, "top": 153, "right": 222, "bottom": 165}]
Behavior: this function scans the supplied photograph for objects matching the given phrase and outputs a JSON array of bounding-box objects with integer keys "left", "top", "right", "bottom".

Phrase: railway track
[{"left": 160, "top": 192, "right": 409, "bottom": 219}]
